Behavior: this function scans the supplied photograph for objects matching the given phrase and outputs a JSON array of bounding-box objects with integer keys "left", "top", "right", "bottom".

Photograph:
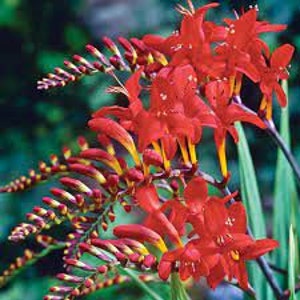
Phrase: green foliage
[{"left": 237, "top": 123, "right": 270, "bottom": 300}]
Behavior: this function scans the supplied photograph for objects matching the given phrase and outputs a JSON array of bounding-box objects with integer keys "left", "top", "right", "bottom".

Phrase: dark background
[{"left": 0, "top": 0, "right": 299, "bottom": 299}]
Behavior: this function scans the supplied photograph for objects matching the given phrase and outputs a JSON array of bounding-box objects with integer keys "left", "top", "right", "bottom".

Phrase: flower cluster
[
  {"left": 114, "top": 177, "right": 278, "bottom": 290},
  {"left": 1, "top": 1, "right": 295, "bottom": 299}
]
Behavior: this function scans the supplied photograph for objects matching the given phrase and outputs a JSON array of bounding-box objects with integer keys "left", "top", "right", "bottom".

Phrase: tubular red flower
[
  {"left": 88, "top": 118, "right": 141, "bottom": 166},
  {"left": 113, "top": 224, "right": 168, "bottom": 253}
]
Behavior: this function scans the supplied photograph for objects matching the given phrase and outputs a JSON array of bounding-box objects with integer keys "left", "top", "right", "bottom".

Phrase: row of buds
[
  {"left": 63, "top": 207, "right": 114, "bottom": 262},
  {"left": 46, "top": 273, "right": 129, "bottom": 300},
  {"left": 80, "top": 274, "right": 157, "bottom": 298},
  {"left": 8, "top": 174, "right": 106, "bottom": 242},
  {"left": 0, "top": 249, "right": 34, "bottom": 287},
  {"left": 89, "top": 238, "right": 157, "bottom": 270},
  {"left": 45, "top": 239, "right": 157, "bottom": 299},
  {"left": 0, "top": 137, "right": 90, "bottom": 193},
  {"left": 37, "top": 35, "right": 168, "bottom": 90}
]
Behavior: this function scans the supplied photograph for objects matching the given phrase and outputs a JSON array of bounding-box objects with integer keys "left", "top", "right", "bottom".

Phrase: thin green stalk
[
  {"left": 170, "top": 273, "right": 191, "bottom": 300},
  {"left": 265, "top": 119, "right": 300, "bottom": 186},
  {"left": 0, "top": 242, "right": 66, "bottom": 287},
  {"left": 123, "top": 268, "right": 165, "bottom": 300}
]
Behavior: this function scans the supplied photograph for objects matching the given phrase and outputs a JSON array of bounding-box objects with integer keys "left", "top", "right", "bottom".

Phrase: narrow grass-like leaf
[
  {"left": 236, "top": 122, "right": 268, "bottom": 299},
  {"left": 272, "top": 80, "right": 299, "bottom": 290},
  {"left": 236, "top": 123, "right": 266, "bottom": 237},
  {"left": 122, "top": 268, "right": 165, "bottom": 300},
  {"left": 288, "top": 225, "right": 296, "bottom": 300},
  {"left": 170, "top": 273, "right": 191, "bottom": 300}
]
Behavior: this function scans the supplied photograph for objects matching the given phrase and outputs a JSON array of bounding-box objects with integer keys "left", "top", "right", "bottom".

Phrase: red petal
[
  {"left": 161, "top": 135, "right": 177, "bottom": 160},
  {"left": 204, "top": 199, "right": 227, "bottom": 236},
  {"left": 92, "top": 105, "right": 129, "bottom": 119},
  {"left": 236, "top": 261, "right": 249, "bottom": 290},
  {"left": 125, "top": 68, "right": 144, "bottom": 102},
  {"left": 228, "top": 202, "right": 247, "bottom": 233},
  {"left": 135, "top": 185, "right": 160, "bottom": 213},
  {"left": 243, "top": 239, "right": 279, "bottom": 259},
  {"left": 274, "top": 83, "right": 287, "bottom": 107},
  {"left": 271, "top": 44, "right": 295, "bottom": 68},
  {"left": 158, "top": 258, "right": 173, "bottom": 281},
  {"left": 88, "top": 118, "right": 140, "bottom": 165},
  {"left": 184, "top": 177, "right": 208, "bottom": 213},
  {"left": 226, "top": 104, "right": 266, "bottom": 129}
]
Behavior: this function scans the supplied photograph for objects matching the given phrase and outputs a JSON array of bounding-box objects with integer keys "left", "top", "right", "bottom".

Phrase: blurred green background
[{"left": 0, "top": 0, "right": 299, "bottom": 299}]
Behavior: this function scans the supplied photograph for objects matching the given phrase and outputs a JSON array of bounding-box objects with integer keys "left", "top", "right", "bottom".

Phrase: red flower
[
  {"left": 222, "top": 236, "right": 279, "bottom": 290},
  {"left": 205, "top": 80, "right": 266, "bottom": 177},
  {"left": 136, "top": 65, "right": 215, "bottom": 154},
  {"left": 143, "top": 3, "right": 225, "bottom": 81},
  {"left": 158, "top": 240, "right": 216, "bottom": 281},
  {"left": 258, "top": 44, "right": 295, "bottom": 119},
  {"left": 135, "top": 184, "right": 184, "bottom": 247}
]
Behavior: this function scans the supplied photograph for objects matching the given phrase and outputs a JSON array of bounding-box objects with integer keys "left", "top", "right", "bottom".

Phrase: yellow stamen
[
  {"left": 188, "top": 138, "right": 197, "bottom": 164},
  {"left": 259, "top": 96, "right": 272, "bottom": 120},
  {"left": 107, "top": 144, "right": 115, "bottom": 156},
  {"left": 157, "top": 54, "right": 168, "bottom": 66},
  {"left": 229, "top": 76, "right": 236, "bottom": 97},
  {"left": 143, "top": 163, "right": 150, "bottom": 177},
  {"left": 152, "top": 141, "right": 162, "bottom": 155},
  {"left": 147, "top": 53, "right": 154, "bottom": 64},
  {"left": 161, "top": 140, "right": 171, "bottom": 171},
  {"left": 266, "top": 100, "right": 273, "bottom": 120},
  {"left": 156, "top": 238, "right": 168, "bottom": 253},
  {"left": 231, "top": 250, "right": 240, "bottom": 261},
  {"left": 234, "top": 74, "right": 242, "bottom": 95},
  {"left": 218, "top": 138, "right": 228, "bottom": 178},
  {"left": 178, "top": 139, "right": 190, "bottom": 166}
]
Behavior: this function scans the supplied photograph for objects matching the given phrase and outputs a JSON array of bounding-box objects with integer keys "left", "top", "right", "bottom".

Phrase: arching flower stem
[{"left": 232, "top": 95, "right": 300, "bottom": 186}]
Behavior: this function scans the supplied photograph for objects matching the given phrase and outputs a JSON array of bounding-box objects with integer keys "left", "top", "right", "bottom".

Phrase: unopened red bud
[
  {"left": 84, "top": 278, "right": 94, "bottom": 288},
  {"left": 85, "top": 44, "right": 107, "bottom": 64},
  {"left": 42, "top": 197, "right": 68, "bottom": 215},
  {"left": 50, "top": 188, "right": 76, "bottom": 204},
  {"left": 29, "top": 208, "right": 45, "bottom": 217},
  {"left": 44, "top": 295, "right": 64, "bottom": 300},
  {"left": 143, "top": 254, "right": 156, "bottom": 268},
  {"left": 130, "top": 38, "right": 147, "bottom": 52},
  {"left": 170, "top": 179, "right": 179, "bottom": 191},
  {"left": 73, "top": 55, "right": 94, "bottom": 71},
  {"left": 106, "top": 174, "right": 119, "bottom": 186},
  {"left": 75, "top": 194, "right": 85, "bottom": 207},
  {"left": 118, "top": 37, "right": 132, "bottom": 51},
  {"left": 60, "top": 177, "right": 92, "bottom": 196},
  {"left": 64, "top": 60, "right": 82, "bottom": 75},
  {"left": 108, "top": 211, "right": 116, "bottom": 222},
  {"left": 69, "top": 164, "right": 106, "bottom": 184},
  {"left": 124, "top": 51, "right": 135, "bottom": 64},
  {"left": 120, "top": 199, "right": 131, "bottom": 213},
  {"left": 97, "top": 134, "right": 111, "bottom": 147},
  {"left": 126, "top": 168, "right": 144, "bottom": 182},
  {"left": 93, "top": 61, "right": 105, "bottom": 72},
  {"left": 143, "top": 149, "right": 163, "bottom": 166},
  {"left": 79, "top": 243, "right": 112, "bottom": 262},
  {"left": 71, "top": 288, "right": 81, "bottom": 297},
  {"left": 56, "top": 273, "right": 83, "bottom": 283},
  {"left": 97, "top": 265, "right": 108, "bottom": 273},
  {"left": 128, "top": 253, "right": 141, "bottom": 263},
  {"left": 113, "top": 224, "right": 167, "bottom": 253},
  {"left": 50, "top": 286, "right": 73, "bottom": 293},
  {"left": 26, "top": 213, "right": 46, "bottom": 227},
  {"left": 102, "top": 37, "right": 120, "bottom": 55},
  {"left": 101, "top": 221, "right": 108, "bottom": 231}
]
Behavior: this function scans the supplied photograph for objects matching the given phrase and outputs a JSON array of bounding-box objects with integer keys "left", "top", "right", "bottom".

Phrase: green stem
[
  {"left": 0, "top": 242, "right": 66, "bottom": 287},
  {"left": 265, "top": 119, "right": 300, "bottom": 186},
  {"left": 123, "top": 268, "right": 164, "bottom": 300},
  {"left": 170, "top": 273, "right": 191, "bottom": 300}
]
